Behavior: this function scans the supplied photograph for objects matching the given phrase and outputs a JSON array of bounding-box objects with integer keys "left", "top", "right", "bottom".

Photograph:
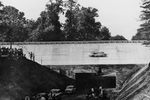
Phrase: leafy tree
[
  {"left": 63, "top": 0, "right": 111, "bottom": 41},
  {"left": 63, "top": 0, "right": 79, "bottom": 40},
  {"left": 0, "top": 1, "right": 5, "bottom": 41},
  {"left": 132, "top": 0, "right": 150, "bottom": 40},
  {"left": 100, "top": 26, "right": 111, "bottom": 40},
  {"left": 110, "top": 35, "right": 127, "bottom": 40},
  {"left": 0, "top": 5, "right": 28, "bottom": 42},
  {"left": 76, "top": 7, "right": 103, "bottom": 40},
  {"left": 29, "top": 0, "right": 64, "bottom": 41},
  {"left": 0, "top": 1, "right": 3, "bottom": 10}
]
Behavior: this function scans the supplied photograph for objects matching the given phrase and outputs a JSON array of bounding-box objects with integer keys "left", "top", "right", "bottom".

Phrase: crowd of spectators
[
  {"left": 86, "top": 87, "right": 110, "bottom": 100},
  {"left": 0, "top": 47, "right": 25, "bottom": 58}
]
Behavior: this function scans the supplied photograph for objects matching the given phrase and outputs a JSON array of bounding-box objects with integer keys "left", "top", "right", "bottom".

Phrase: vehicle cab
[
  {"left": 65, "top": 85, "right": 76, "bottom": 94},
  {"left": 48, "top": 89, "right": 62, "bottom": 100}
]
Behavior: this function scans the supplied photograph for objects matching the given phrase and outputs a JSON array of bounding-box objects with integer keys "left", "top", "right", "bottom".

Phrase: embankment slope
[{"left": 0, "top": 57, "right": 73, "bottom": 100}]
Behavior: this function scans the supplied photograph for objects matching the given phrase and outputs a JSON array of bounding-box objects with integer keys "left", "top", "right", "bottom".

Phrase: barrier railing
[{"left": 0, "top": 40, "right": 146, "bottom": 45}]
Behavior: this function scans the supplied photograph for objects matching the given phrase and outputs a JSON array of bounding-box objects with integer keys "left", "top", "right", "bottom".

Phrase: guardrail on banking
[{"left": 0, "top": 40, "right": 146, "bottom": 45}]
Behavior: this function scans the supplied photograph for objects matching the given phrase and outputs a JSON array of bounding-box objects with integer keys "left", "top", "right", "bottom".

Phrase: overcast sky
[{"left": 1, "top": 0, "right": 142, "bottom": 40}]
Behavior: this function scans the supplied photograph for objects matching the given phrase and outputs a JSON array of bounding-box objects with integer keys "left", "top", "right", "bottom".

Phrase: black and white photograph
[{"left": 0, "top": 0, "right": 150, "bottom": 100}]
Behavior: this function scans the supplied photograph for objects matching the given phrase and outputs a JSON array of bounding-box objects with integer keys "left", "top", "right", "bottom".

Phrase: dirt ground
[{"left": 62, "top": 94, "right": 86, "bottom": 100}]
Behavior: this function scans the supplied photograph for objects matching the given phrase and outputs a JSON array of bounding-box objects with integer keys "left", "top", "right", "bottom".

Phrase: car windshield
[
  {"left": 67, "top": 86, "right": 74, "bottom": 89},
  {"left": 51, "top": 89, "right": 60, "bottom": 93}
]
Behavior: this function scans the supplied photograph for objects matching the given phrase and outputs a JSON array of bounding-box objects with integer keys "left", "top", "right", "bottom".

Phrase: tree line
[
  {"left": 132, "top": 0, "right": 150, "bottom": 40},
  {"left": 0, "top": 0, "right": 126, "bottom": 42}
]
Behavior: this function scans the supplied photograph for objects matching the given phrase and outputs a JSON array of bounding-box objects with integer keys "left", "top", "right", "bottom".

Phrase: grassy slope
[{"left": 0, "top": 57, "right": 74, "bottom": 100}]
